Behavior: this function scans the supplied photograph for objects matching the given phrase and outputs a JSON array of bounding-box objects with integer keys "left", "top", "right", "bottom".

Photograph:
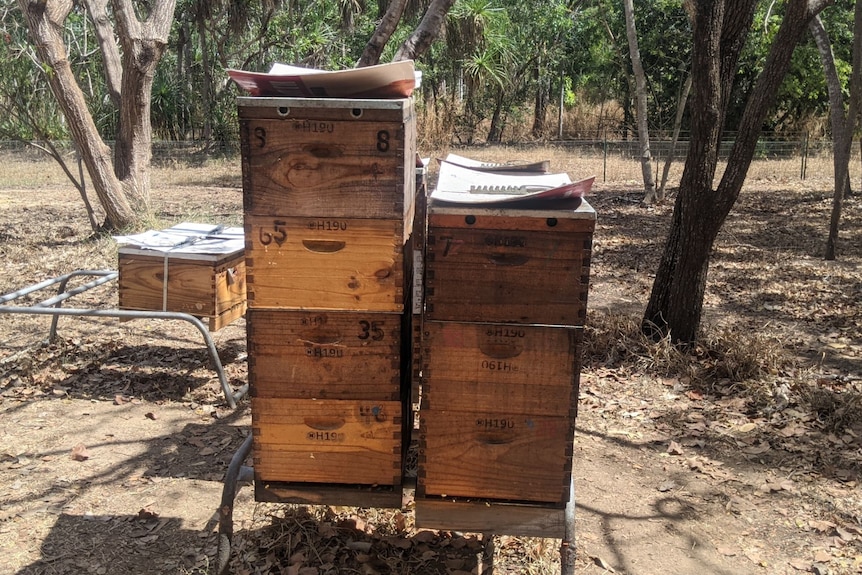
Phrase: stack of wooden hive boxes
[
  {"left": 416, "top": 189, "right": 596, "bottom": 532},
  {"left": 238, "top": 97, "right": 416, "bottom": 502}
]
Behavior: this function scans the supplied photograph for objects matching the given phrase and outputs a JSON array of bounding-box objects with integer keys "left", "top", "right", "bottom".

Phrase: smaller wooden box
[
  {"left": 244, "top": 215, "right": 408, "bottom": 311},
  {"left": 420, "top": 321, "right": 581, "bottom": 417},
  {"left": 118, "top": 248, "right": 246, "bottom": 331},
  {"left": 238, "top": 97, "right": 416, "bottom": 230},
  {"left": 425, "top": 200, "right": 596, "bottom": 326},
  {"left": 252, "top": 398, "right": 405, "bottom": 487},
  {"left": 418, "top": 409, "right": 574, "bottom": 505},
  {"left": 248, "top": 309, "right": 409, "bottom": 401}
]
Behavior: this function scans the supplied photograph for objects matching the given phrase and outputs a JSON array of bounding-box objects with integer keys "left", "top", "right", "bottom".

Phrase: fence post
[
  {"left": 800, "top": 131, "right": 808, "bottom": 180},
  {"left": 603, "top": 137, "right": 608, "bottom": 182}
]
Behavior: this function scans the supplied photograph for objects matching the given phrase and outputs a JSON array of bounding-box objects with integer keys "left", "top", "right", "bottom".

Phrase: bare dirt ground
[{"left": 1, "top": 150, "right": 861, "bottom": 575}]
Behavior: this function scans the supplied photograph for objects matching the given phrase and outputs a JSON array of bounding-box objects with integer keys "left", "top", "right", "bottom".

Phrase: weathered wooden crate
[
  {"left": 252, "top": 398, "right": 406, "bottom": 487},
  {"left": 424, "top": 200, "right": 596, "bottom": 326},
  {"left": 244, "top": 215, "right": 408, "bottom": 311},
  {"left": 238, "top": 97, "right": 416, "bottom": 229},
  {"left": 417, "top": 320, "right": 580, "bottom": 506},
  {"left": 247, "top": 308, "right": 410, "bottom": 401},
  {"left": 417, "top": 409, "right": 574, "bottom": 505},
  {"left": 118, "top": 248, "right": 246, "bottom": 331},
  {"left": 419, "top": 321, "right": 582, "bottom": 416}
]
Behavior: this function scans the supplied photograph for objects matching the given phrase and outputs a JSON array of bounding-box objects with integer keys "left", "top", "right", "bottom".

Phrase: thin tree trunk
[
  {"left": 393, "top": 0, "right": 457, "bottom": 61},
  {"left": 111, "top": 0, "right": 176, "bottom": 208},
  {"left": 358, "top": 0, "right": 408, "bottom": 66},
  {"left": 197, "top": 11, "right": 213, "bottom": 143},
  {"left": 487, "top": 86, "right": 505, "bottom": 143},
  {"left": 623, "top": 0, "right": 655, "bottom": 203},
  {"left": 814, "top": 3, "right": 862, "bottom": 259},
  {"left": 658, "top": 73, "right": 692, "bottom": 200},
  {"left": 532, "top": 65, "right": 547, "bottom": 138},
  {"left": 85, "top": 0, "right": 122, "bottom": 105}
]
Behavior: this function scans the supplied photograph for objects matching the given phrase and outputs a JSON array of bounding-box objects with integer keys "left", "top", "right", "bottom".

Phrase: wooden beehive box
[
  {"left": 419, "top": 321, "right": 581, "bottom": 416},
  {"left": 244, "top": 215, "right": 409, "bottom": 311},
  {"left": 247, "top": 308, "right": 410, "bottom": 401},
  {"left": 418, "top": 409, "right": 574, "bottom": 505},
  {"left": 424, "top": 200, "right": 596, "bottom": 326},
  {"left": 252, "top": 397, "right": 406, "bottom": 487},
  {"left": 238, "top": 96, "right": 416, "bottom": 229},
  {"left": 417, "top": 321, "right": 581, "bottom": 506},
  {"left": 118, "top": 248, "right": 246, "bottom": 331}
]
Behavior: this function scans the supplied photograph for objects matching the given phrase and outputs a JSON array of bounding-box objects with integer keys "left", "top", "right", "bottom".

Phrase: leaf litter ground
[{"left": 0, "top": 153, "right": 861, "bottom": 575}]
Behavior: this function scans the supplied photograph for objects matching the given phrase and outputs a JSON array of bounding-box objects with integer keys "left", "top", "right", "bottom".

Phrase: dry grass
[{"left": 584, "top": 310, "right": 789, "bottom": 389}]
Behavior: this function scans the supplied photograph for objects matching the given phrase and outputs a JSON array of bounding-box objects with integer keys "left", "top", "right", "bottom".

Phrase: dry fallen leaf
[
  {"left": 809, "top": 520, "right": 836, "bottom": 533},
  {"left": 394, "top": 511, "right": 406, "bottom": 532},
  {"left": 836, "top": 527, "right": 856, "bottom": 542},
  {"left": 667, "top": 441, "right": 684, "bottom": 455},
  {"left": 591, "top": 555, "right": 615, "bottom": 572},
  {"left": 70, "top": 443, "right": 91, "bottom": 461},
  {"left": 813, "top": 550, "right": 832, "bottom": 563},
  {"left": 137, "top": 507, "right": 159, "bottom": 520},
  {"left": 347, "top": 541, "right": 372, "bottom": 553},
  {"left": 742, "top": 441, "right": 771, "bottom": 455},
  {"left": 145, "top": 412, "right": 158, "bottom": 420},
  {"left": 737, "top": 422, "right": 757, "bottom": 434},
  {"left": 412, "top": 530, "right": 437, "bottom": 543}
]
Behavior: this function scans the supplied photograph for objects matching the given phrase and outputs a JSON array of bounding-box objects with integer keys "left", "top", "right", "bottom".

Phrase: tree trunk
[
  {"left": 393, "top": 0, "right": 457, "bottom": 61},
  {"left": 196, "top": 10, "right": 213, "bottom": 143},
  {"left": 487, "top": 86, "right": 505, "bottom": 143},
  {"left": 623, "top": 0, "right": 655, "bottom": 203},
  {"left": 658, "top": 73, "right": 692, "bottom": 200},
  {"left": 358, "top": 0, "right": 408, "bottom": 66},
  {"left": 531, "top": 65, "right": 547, "bottom": 138},
  {"left": 85, "top": 0, "right": 122, "bottom": 105},
  {"left": 642, "top": 0, "right": 831, "bottom": 344},
  {"left": 18, "top": 0, "right": 136, "bottom": 229},
  {"left": 111, "top": 0, "right": 176, "bottom": 209},
  {"left": 814, "top": 4, "right": 862, "bottom": 259}
]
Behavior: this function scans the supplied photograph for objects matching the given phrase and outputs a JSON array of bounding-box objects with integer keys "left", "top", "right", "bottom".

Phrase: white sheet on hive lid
[{"left": 113, "top": 222, "right": 244, "bottom": 255}]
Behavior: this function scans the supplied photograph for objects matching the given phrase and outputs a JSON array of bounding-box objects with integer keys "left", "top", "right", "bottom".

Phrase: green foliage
[
  {"left": 1, "top": 0, "right": 857, "bottom": 147},
  {"left": 0, "top": 6, "right": 69, "bottom": 141}
]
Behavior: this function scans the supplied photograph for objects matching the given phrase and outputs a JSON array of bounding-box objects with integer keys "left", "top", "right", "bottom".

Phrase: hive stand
[
  {"left": 0, "top": 269, "right": 247, "bottom": 408},
  {"left": 215, "top": 434, "right": 577, "bottom": 574}
]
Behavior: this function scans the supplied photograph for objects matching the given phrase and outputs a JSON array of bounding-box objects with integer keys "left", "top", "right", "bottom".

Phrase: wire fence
[{"left": 1, "top": 134, "right": 856, "bottom": 183}]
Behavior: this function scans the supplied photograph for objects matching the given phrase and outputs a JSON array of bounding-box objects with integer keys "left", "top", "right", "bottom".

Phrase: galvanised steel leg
[
  {"left": 217, "top": 433, "right": 254, "bottom": 575},
  {"left": 561, "top": 473, "right": 576, "bottom": 575},
  {"left": 46, "top": 270, "right": 119, "bottom": 341}
]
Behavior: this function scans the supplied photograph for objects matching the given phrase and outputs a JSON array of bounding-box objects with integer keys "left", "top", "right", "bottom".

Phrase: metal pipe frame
[
  {"left": 217, "top": 433, "right": 254, "bottom": 575},
  {"left": 0, "top": 269, "right": 247, "bottom": 408}
]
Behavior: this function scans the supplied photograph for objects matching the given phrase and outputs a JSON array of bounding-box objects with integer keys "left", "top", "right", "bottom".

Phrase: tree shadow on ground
[
  {"left": 15, "top": 513, "right": 215, "bottom": 574},
  {"left": 1, "top": 335, "right": 247, "bottom": 405}
]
